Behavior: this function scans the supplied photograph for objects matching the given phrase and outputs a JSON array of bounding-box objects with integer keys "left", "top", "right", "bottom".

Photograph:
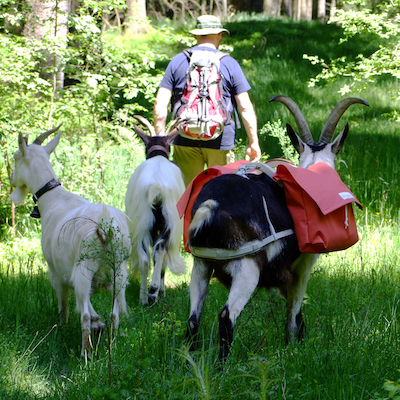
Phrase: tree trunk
[
  {"left": 329, "top": 0, "right": 336, "bottom": 18},
  {"left": 24, "top": 0, "right": 69, "bottom": 90},
  {"left": 317, "top": 0, "right": 326, "bottom": 21},
  {"left": 282, "top": 0, "right": 293, "bottom": 17},
  {"left": 126, "top": 0, "right": 148, "bottom": 35},
  {"left": 221, "top": 0, "right": 228, "bottom": 17},
  {"left": 263, "top": 0, "right": 281, "bottom": 16},
  {"left": 298, "top": 0, "right": 312, "bottom": 20},
  {"left": 293, "top": 0, "right": 300, "bottom": 20}
]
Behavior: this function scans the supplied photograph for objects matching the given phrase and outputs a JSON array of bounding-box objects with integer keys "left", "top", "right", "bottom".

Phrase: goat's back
[
  {"left": 126, "top": 156, "right": 184, "bottom": 208},
  {"left": 125, "top": 156, "right": 185, "bottom": 258},
  {"left": 189, "top": 173, "right": 294, "bottom": 250},
  {"left": 40, "top": 190, "right": 130, "bottom": 279}
]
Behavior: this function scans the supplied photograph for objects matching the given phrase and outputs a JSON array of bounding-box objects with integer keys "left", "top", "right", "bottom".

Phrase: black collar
[
  {"left": 31, "top": 179, "right": 61, "bottom": 219},
  {"left": 146, "top": 145, "right": 169, "bottom": 159},
  {"left": 32, "top": 179, "right": 61, "bottom": 203}
]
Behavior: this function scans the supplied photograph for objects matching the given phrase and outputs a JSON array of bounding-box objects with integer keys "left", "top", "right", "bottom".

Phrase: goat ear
[
  {"left": 18, "top": 132, "right": 29, "bottom": 157},
  {"left": 331, "top": 122, "right": 349, "bottom": 155},
  {"left": 133, "top": 125, "right": 151, "bottom": 147},
  {"left": 44, "top": 132, "right": 61, "bottom": 155},
  {"left": 286, "top": 123, "right": 305, "bottom": 154}
]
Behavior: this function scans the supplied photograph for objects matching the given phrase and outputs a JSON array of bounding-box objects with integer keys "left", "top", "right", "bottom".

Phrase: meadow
[{"left": 1, "top": 14, "right": 400, "bottom": 399}]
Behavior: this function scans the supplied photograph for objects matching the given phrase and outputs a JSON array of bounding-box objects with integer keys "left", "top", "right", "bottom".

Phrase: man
[{"left": 154, "top": 15, "right": 261, "bottom": 186}]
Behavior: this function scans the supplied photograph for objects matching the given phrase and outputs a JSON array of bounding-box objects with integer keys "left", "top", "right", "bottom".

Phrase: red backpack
[{"left": 174, "top": 49, "right": 232, "bottom": 140}]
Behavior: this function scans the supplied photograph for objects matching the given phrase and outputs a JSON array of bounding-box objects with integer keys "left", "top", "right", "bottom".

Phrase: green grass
[
  {"left": 1, "top": 222, "right": 399, "bottom": 399},
  {"left": 1, "top": 14, "right": 400, "bottom": 400}
]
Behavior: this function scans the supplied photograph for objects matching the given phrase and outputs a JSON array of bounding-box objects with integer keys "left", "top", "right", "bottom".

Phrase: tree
[
  {"left": 126, "top": 0, "right": 148, "bottom": 34},
  {"left": 317, "top": 0, "right": 326, "bottom": 21},
  {"left": 263, "top": 0, "right": 282, "bottom": 17},
  {"left": 24, "top": 0, "right": 69, "bottom": 90}
]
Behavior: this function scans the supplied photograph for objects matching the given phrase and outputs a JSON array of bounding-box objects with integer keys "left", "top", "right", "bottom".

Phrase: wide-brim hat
[{"left": 189, "top": 15, "right": 230, "bottom": 36}]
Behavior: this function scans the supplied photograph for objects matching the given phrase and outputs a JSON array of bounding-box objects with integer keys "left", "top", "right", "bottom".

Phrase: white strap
[{"left": 189, "top": 195, "right": 294, "bottom": 260}]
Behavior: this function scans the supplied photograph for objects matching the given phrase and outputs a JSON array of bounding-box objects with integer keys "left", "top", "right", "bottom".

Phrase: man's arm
[
  {"left": 234, "top": 91, "right": 261, "bottom": 161},
  {"left": 154, "top": 87, "right": 172, "bottom": 135}
]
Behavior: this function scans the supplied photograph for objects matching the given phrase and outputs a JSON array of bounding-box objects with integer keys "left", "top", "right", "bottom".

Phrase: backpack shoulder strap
[
  {"left": 216, "top": 51, "right": 229, "bottom": 61},
  {"left": 182, "top": 48, "right": 192, "bottom": 61}
]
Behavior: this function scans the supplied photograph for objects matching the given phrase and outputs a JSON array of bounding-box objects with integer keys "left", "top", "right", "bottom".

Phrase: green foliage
[
  {"left": 259, "top": 120, "right": 298, "bottom": 164},
  {"left": 78, "top": 218, "right": 130, "bottom": 278},
  {"left": 304, "top": 0, "right": 400, "bottom": 98}
]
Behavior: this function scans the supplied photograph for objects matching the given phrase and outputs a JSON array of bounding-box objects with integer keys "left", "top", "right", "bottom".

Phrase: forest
[{"left": 0, "top": 0, "right": 400, "bottom": 399}]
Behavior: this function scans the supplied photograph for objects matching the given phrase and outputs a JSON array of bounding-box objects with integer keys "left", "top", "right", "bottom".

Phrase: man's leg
[
  {"left": 173, "top": 145, "right": 205, "bottom": 187},
  {"left": 203, "top": 148, "right": 235, "bottom": 168}
]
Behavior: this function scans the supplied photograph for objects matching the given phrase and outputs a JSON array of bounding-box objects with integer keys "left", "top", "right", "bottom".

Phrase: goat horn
[
  {"left": 32, "top": 123, "right": 63, "bottom": 145},
  {"left": 166, "top": 119, "right": 181, "bottom": 136},
  {"left": 319, "top": 98, "right": 369, "bottom": 143},
  {"left": 133, "top": 115, "right": 156, "bottom": 137},
  {"left": 269, "top": 95, "right": 314, "bottom": 145}
]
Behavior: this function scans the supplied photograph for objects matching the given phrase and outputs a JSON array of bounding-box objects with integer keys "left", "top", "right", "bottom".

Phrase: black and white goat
[
  {"left": 10, "top": 126, "right": 130, "bottom": 358},
  {"left": 186, "top": 96, "right": 368, "bottom": 360},
  {"left": 125, "top": 117, "right": 187, "bottom": 305}
]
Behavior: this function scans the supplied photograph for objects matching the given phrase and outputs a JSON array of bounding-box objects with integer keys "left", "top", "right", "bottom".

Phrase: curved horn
[
  {"left": 269, "top": 95, "right": 314, "bottom": 145},
  {"left": 133, "top": 115, "right": 156, "bottom": 137},
  {"left": 319, "top": 98, "right": 369, "bottom": 143},
  {"left": 166, "top": 119, "right": 180, "bottom": 136},
  {"left": 32, "top": 123, "right": 63, "bottom": 145}
]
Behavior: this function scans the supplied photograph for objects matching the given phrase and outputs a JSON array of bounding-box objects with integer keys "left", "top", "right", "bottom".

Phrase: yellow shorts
[{"left": 173, "top": 145, "right": 235, "bottom": 187}]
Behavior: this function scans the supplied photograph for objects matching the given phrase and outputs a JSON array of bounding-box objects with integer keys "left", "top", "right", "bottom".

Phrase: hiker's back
[{"left": 173, "top": 48, "right": 232, "bottom": 140}]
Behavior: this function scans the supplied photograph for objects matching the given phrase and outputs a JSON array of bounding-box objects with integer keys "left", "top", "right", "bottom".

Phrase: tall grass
[
  {"left": 1, "top": 222, "right": 399, "bottom": 399},
  {"left": 1, "top": 14, "right": 400, "bottom": 400}
]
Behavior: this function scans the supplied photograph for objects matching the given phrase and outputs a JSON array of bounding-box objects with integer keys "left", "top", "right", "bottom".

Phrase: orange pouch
[{"left": 273, "top": 162, "right": 362, "bottom": 253}]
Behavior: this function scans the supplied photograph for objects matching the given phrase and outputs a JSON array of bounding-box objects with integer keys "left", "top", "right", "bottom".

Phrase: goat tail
[
  {"left": 146, "top": 183, "right": 163, "bottom": 207},
  {"left": 189, "top": 199, "right": 218, "bottom": 238},
  {"left": 165, "top": 239, "right": 188, "bottom": 275},
  {"left": 96, "top": 205, "right": 113, "bottom": 245}
]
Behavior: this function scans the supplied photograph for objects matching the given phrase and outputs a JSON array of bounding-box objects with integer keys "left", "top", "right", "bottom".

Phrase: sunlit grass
[
  {"left": 1, "top": 14, "right": 400, "bottom": 400},
  {"left": 1, "top": 219, "right": 398, "bottom": 399}
]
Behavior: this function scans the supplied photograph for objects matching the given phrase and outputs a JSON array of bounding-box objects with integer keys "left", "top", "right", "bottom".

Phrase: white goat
[
  {"left": 125, "top": 117, "right": 187, "bottom": 305},
  {"left": 10, "top": 125, "right": 130, "bottom": 358}
]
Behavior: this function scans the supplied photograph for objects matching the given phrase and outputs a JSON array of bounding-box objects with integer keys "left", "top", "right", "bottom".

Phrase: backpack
[{"left": 174, "top": 48, "right": 232, "bottom": 140}]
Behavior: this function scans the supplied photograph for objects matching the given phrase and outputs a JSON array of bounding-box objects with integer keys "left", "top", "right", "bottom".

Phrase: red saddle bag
[
  {"left": 177, "top": 160, "right": 248, "bottom": 253},
  {"left": 273, "top": 162, "right": 362, "bottom": 253}
]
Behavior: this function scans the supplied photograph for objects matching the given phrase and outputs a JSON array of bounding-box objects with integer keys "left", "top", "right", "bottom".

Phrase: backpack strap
[
  {"left": 183, "top": 48, "right": 229, "bottom": 62},
  {"left": 182, "top": 48, "right": 192, "bottom": 61}
]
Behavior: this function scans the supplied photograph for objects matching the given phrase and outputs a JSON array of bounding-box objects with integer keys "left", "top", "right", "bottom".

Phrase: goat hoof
[
  {"left": 148, "top": 285, "right": 158, "bottom": 295},
  {"left": 147, "top": 292, "right": 158, "bottom": 306}
]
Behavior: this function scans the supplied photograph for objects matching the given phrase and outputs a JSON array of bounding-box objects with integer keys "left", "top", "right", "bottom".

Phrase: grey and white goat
[
  {"left": 10, "top": 126, "right": 130, "bottom": 358},
  {"left": 125, "top": 117, "right": 187, "bottom": 305},
  {"left": 186, "top": 96, "right": 368, "bottom": 360}
]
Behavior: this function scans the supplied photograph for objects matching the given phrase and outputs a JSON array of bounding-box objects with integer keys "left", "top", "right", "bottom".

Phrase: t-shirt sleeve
[
  {"left": 159, "top": 53, "right": 188, "bottom": 92},
  {"left": 222, "top": 57, "right": 251, "bottom": 96}
]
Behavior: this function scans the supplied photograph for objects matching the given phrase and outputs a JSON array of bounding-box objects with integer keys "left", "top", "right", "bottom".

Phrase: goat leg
[
  {"left": 218, "top": 305, "right": 233, "bottom": 361},
  {"left": 186, "top": 314, "right": 200, "bottom": 351}
]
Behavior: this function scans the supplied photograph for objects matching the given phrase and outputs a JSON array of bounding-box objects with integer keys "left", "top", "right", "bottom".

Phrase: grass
[
  {"left": 1, "top": 223, "right": 399, "bottom": 399},
  {"left": 1, "top": 14, "right": 400, "bottom": 400}
]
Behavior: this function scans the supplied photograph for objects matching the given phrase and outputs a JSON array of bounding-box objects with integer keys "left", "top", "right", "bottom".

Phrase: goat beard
[{"left": 10, "top": 185, "right": 29, "bottom": 205}]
